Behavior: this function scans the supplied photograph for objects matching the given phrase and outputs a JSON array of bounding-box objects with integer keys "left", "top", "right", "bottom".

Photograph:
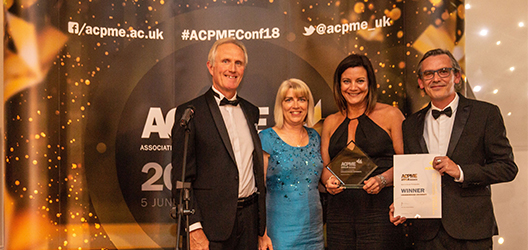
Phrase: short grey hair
[{"left": 207, "top": 37, "right": 248, "bottom": 66}]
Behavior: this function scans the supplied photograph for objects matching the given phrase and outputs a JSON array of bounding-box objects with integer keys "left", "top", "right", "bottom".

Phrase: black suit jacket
[
  {"left": 402, "top": 93, "right": 518, "bottom": 241},
  {"left": 172, "top": 88, "right": 266, "bottom": 241}
]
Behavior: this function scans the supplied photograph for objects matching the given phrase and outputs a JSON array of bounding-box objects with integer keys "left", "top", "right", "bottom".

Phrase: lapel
[
  {"left": 204, "top": 88, "right": 237, "bottom": 163},
  {"left": 238, "top": 99, "right": 260, "bottom": 151},
  {"left": 239, "top": 99, "right": 264, "bottom": 172},
  {"left": 416, "top": 104, "right": 430, "bottom": 153},
  {"left": 447, "top": 93, "right": 471, "bottom": 157}
]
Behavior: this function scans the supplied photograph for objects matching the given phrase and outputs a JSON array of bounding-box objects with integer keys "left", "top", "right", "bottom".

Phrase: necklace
[{"left": 294, "top": 129, "right": 306, "bottom": 147}]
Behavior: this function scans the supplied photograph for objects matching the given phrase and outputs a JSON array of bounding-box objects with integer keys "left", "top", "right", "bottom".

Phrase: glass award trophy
[{"left": 325, "top": 139, "right": 378, "bottom": 189}]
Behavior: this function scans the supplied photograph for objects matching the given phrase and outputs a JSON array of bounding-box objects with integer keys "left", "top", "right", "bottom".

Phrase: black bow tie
[
  {"left": 432, "top": 107, "right": 452, "bottom": 119},
  {"left": 220, "top": 98, "right": 239, "bottom": 106},
  {"left": 213, "top": 91, "right": 239, "bottom": 106}
]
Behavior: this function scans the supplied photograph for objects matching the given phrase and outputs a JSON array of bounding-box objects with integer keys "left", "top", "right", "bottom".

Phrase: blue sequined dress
[{"left": 259, "top": 127, "right": 324, "bottom": 250}]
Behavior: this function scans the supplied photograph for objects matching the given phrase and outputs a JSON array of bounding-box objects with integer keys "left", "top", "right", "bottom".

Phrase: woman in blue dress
[{"left": 258, "top": 78, "right": 324, "bottom": 250}]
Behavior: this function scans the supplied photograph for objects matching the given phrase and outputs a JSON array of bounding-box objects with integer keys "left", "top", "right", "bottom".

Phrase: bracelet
[{"left": 376, "top": 175, "right": 387, "bottom": 189}]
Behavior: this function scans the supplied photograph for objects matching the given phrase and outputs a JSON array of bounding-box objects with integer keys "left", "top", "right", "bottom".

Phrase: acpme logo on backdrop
[
  {"left": 141, "top": 106, "right": 270, "bottom": 140},
  {"left": 302, "top": 15, "right": 392, "bottom": 36}
]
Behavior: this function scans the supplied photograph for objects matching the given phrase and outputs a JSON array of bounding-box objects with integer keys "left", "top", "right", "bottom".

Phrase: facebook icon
[{"left": 68, "top": 21, "right": 79, "bottom": 34}]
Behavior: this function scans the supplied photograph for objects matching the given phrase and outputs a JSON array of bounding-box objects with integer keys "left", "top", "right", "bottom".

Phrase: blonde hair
[{"left": 274, "top": 78, "right": 315, "bottom": 128}]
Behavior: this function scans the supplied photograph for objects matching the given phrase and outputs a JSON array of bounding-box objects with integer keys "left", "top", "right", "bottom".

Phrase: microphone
[{"left": 179, "top": 106, "right": 195, "bottom": 127}]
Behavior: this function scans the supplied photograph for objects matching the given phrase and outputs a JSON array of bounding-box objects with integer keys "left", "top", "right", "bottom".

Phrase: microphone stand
[{"left": 173, "top": 122, "right": 194, "bottom": 250}]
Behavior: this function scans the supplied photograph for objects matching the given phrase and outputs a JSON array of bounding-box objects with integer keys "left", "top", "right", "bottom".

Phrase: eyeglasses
[{"left": 419, "top": 67, "right": 456, "bottom": 80}]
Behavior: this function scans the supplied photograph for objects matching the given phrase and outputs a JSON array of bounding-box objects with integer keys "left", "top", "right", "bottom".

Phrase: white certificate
[{"left": 393, "top": 154, "right": 441, "bottom": 219}]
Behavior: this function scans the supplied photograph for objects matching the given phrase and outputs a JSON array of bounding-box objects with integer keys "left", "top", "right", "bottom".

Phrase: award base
[{"left": 340, "top": 184, "right": 365, "bottom": 189}]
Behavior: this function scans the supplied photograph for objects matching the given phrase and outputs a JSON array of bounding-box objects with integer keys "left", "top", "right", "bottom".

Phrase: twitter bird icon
[{"left": 303, "top": 25, "right": 315, "bottom": 36}]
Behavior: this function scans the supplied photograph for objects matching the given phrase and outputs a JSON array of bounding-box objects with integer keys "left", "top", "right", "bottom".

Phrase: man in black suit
[
  {"left": 390, "top": 49, "right": 518, "bottom": 249},
  {"left": 172, "top": 37, "right": 265, "bottom": 250}
]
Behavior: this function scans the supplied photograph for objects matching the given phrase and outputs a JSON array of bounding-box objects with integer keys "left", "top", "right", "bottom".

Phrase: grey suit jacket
[
  {"left": 402, "top": 93, "right": 517, "bottom": 240},
  {"left": 172, "top": 88, "right": 266, "bottom": 241}
]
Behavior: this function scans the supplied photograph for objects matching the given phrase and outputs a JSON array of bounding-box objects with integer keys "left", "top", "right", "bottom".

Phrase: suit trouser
[
  {"left": 182, "top": 200, "right": 258, "bottom": 250},
  {"left": 182, "top": 194, "right": 259, "bottom": 250},
  {"left": 414, "top": 224, "right": 492, "bottom": 250},
  {"left": 208, "top": 199, "right": 259, "bottom": 250}
]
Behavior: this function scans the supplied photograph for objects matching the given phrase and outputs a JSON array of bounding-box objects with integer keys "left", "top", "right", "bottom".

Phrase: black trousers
[
  {"left": 210, "top": 200, "right": 259, "bottom": 250},
  {"left": 414, "top": 224, "right": 492, "bottom": 250},
  {"left": 182, "top": 199, "right": 259, "bottom": 250},
  {"left": 326, "top": 188, "right": 405, "bottom": 250}
]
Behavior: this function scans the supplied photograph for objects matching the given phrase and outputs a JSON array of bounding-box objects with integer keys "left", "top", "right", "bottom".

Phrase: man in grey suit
[
  {"left": 172, "top": 38, "right": 265, "bottom": 250},
  {"left": 390, "top": 48, "right": 518, "bottom": 249}
]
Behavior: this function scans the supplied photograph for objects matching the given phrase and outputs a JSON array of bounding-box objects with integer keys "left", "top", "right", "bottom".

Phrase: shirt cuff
[
  {"left": 454, "top": 165, "right": 464, "bottom": 182},
  {"left": 189, "top": 222, "right": 203, "bottom": 232}
]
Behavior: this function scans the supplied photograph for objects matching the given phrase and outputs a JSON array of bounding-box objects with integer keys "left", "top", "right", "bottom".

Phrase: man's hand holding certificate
[{"left": 393, "top": 154, "right": 441, "bottom": 219}]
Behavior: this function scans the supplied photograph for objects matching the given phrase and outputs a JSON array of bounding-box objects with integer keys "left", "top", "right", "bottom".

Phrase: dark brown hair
[{"left": 333, "top": 54, "right": 378, "bottom": 115}]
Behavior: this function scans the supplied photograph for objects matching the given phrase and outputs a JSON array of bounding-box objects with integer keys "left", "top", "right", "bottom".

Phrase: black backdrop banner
[{"left": 4, "top": 0, "right": 464, "bottom": 249}]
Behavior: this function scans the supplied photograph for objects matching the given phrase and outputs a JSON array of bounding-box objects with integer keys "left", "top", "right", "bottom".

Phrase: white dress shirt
[
  {"left": 423, "top": 94, "right": 464, "bottom": 182},
  {"left": 212, "top": 86, "right": 257, "bottom": 198}
]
